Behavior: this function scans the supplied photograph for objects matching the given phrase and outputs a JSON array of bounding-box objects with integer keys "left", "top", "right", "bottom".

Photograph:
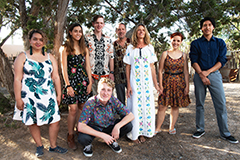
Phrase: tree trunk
[
  {"left": 0, "top": 48, "right": 15, "bottom": 99},
  {"left": 19, "top": 0, "right": 29, "bottom": 50},
  {"left": 52, "top": 0, "right": 69, "bottom": 86},
  {"left": 19, "top": 0, "right": 41, "bottom": 50}
]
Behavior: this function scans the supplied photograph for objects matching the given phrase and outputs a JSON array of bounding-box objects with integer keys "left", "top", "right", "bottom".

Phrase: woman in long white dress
[{"left": 123, "top": 24, "right": 160, "bottom": 143}]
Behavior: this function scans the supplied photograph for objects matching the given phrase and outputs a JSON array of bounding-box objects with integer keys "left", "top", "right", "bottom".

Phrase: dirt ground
[{"left": 0, "top": 82, "right": 240, "bottom": 160}]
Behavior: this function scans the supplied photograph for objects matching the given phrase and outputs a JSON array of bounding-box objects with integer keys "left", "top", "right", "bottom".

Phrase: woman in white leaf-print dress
[
  {"left": 13, "top": 29, "right": 67, "bottom": 157},
  {"left": 123, "top": 24, "right": 160, "bottom": 143}
]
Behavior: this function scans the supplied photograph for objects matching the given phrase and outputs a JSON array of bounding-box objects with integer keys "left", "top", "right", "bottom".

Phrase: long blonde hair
[{"left": 131, "top": 24, "right": 150, "bottom": 48}]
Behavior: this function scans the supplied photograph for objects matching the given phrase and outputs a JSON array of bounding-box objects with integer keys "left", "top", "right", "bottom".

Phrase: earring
[
  {"left": 30, "top": 46, "right": 33, "bottom": 55},
  {"left": 42, "top": 47, "right": 45, "bottom": 56}
]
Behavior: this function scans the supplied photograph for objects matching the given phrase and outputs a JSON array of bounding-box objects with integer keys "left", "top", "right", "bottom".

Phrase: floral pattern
[
  {"left": 13, "top": 53, "right": 60, "bottom": 126},
  {"left": 123, "top": 44, "right": 157, "bottom": 140},
  {"left": 62, "top": 54, "right": 92, "bottom": 104},
  {"left": 113, "top": 38, "right": 131, "bottom": 85},
  {"left": 85, "top": 32, "right": 114, "bottom": 76},
  {"left": 158, "top": 54, "right": 190, "bottom": 107},
  {"left": 79, "top": 95, "right": 130, "bottom": 131}
]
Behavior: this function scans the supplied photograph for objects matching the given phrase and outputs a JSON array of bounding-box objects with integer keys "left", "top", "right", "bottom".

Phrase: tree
[
  {"left": 102, "top": 0, "right": 188, "bottom": 56},
  {"left": 0, "top": 0, "right": 20, "bottom": 99},
  {"left": 1, "top": 0, "right": 240, "bottom": 102},
  {"left": 183, "top": 0, "right": 240, "bottom": 49},
  {"left": 0, "top": 0, "right": 70, "bottom": 100}
]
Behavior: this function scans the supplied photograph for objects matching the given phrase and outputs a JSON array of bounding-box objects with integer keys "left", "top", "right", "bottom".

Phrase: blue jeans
[{"left": 194, "top": 70, "right": 230, "bottom": 137}]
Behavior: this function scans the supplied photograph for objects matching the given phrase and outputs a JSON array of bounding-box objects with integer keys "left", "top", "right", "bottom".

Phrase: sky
[{"left": 1, "top": 27, "right": 23, "bottom": 45}]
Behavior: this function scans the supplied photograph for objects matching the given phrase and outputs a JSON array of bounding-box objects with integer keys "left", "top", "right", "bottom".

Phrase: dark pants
[
  {"left": 115, "top": 83, "right": 127, "bottom": 105},
  {"left": 78, "top": 119, "right": 132, "bottom": 146}
]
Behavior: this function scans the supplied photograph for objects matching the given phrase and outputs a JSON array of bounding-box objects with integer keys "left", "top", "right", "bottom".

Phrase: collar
[
  {"left": 95, "top": 95, "right": 113, "bottom": 107},
  {"left": 114, "top": 37, "right": 131, "bottom": 46},
  {"left": 200, "top": 35, "right": 216, "bottom": 42},
  {"left": 90, "top": 31, "right": 105, "bottom": 37}
]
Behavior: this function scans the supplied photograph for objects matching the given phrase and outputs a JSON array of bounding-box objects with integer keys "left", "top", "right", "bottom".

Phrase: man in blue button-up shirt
[{"left": 189, "top": 17, "right": 238, "bottom": 144}]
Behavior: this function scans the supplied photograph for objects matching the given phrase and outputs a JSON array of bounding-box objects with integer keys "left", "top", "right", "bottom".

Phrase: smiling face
[
  {"left": 29, "top": 33, "right": 44, "bottom": 50},
  {"left": 92, "top": 17, "right": 105, "bottom": 33},
  {"left": 98, "top": 83, "right": 113, "bottom": 105},
  {"left": 69, "top": 26, "right": 82, "bottom": 41},
  {"left": 201, "top": 20, "right": 214, "bottom": 37},
  {"left": 136, "top": 25, "right": 146, "bottom": 39},
  {"left": 171, "top": 35, "right": 182, "bottom": 50},
  {"left": 116, "top": 24, "right": 126, "bottom": 40}
]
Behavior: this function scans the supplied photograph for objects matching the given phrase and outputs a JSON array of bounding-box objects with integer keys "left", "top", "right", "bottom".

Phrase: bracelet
[
  {"left": 110, "top": 71, "right": 114, "bottom": 74},
  {"left": 66, "top": 85, "right": 71, "bottom": 88}
]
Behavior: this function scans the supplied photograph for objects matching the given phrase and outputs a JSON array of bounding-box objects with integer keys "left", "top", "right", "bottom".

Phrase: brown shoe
[{"left": 67, "top": 133, "right": 77, "bottom": 150}]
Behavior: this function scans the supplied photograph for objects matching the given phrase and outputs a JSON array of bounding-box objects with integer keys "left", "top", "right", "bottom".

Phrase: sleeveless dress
[
  {"left": 13, "top": 53, "right": 60, "bottom": 126},
  {"left": 158, "top": 53, "right": 190, "bottom": 107},
  {"left": 62, "top": 54, "right": 91, "bottom": 104}
]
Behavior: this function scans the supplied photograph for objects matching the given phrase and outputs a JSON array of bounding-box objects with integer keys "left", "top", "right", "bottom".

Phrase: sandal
[
  {"left": 169, "top": 128, "right": 176, "bottom": 135},
  {"left": 49, "top": 146, "right": 68, "bottom": 154},
  {"left": 132, "top": 139, "right": 141, "bottom": 144},
  {"left": 139, "top": 136, "right": 146, "bottom": 143},
  {"left": 154, "top": 130, "right": 162, "bottom": 136}
]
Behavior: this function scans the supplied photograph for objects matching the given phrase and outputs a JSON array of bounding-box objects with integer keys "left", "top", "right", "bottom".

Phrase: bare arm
[
  {"left": 202, "top": 62, "right": 222, "bottom": 77},
  {"left": 126, "top": 64, "right": 132, "bottom": 98},
  {"left": 158, "top": 51, "right": 167, "bottom": 95},
  {"left": 13, "top": 52, "right": 26, "bottom": 110},
  {"left": 85, "top": 49, "right": 92, "bottom": 95},
  {"left": 151, "top": 63, "right": 160, "bottom": 93},
  {"left": 111, "top": 112, "right": 134, "bottom": 140},
  {"left": 78, "top": 122, "right": 115, "bottom": 145},
  {"left": 60, "top": 47, "right": 75, "bottom": 97},
  {"left": 192, "top": 63, "right": 211, "bottom": 85},
  {"left": 60, "top": 47, "right": 70, "bottom": 86},
  {"left": 50, "top": 54, "right": 61, "bottom": 106},
  {"left": 183, "top": 53, "right": 189, "bottom": 95},
  {"left": 109, "top": 58, "right": 114, "bottom": 81}
]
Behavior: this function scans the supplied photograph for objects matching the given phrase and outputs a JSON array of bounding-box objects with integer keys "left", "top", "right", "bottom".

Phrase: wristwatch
[{"left": 110, "top": 71, "right": 114, "bottom": 74}]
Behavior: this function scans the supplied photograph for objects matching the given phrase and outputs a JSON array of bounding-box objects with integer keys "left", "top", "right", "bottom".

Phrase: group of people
[{"left": 12, "top": 15, "right": 238, "bottom": 158}]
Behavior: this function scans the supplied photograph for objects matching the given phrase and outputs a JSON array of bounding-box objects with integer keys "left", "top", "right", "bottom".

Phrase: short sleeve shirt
[
  {"left": 79, "top": 95, "right": 130, "bottom": 131},
  {"left": 85, "top": 32, "right": 114, "bottom": 76},
  {"left": 113, "top": 38, "right": 131, "bottom": 85}
]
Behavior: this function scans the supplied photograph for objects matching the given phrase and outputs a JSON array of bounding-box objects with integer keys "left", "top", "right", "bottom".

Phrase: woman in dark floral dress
[
  {"left": 61, "top": 23, "right": 92, "bottom": 150},
  {"left": 13, "top": 29, "right": 67, "bottom": 157},
  {"left": 156, "top": 32, "right": 190, "bottom": 135}
]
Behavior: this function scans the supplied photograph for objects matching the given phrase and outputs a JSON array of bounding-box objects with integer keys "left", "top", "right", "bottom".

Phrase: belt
[
  {"left": 92, "top": 74, "right": 109, "bottom": 80},
  {"left": 164, "top": 72, "right": 183, "bottom": 75}
]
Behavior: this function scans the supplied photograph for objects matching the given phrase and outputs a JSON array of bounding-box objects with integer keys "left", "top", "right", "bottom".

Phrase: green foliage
[{"left": 1, "top": 0, "right": 240, "bottom": 52}]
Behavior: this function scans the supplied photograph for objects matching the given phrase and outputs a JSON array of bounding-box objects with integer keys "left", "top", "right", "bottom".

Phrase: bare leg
[
  {"left": 67, "top": 104, "right": 78, "bottom": 150},
  {"left": 139, "top": 136, "right": 146, "bottom": 143},
  {"left": 49, "top": 121, "right": 60, "bottom": 148},
  {"left": 155, "top": 105, "right": 168, "bottom": 132},
  {"left": 29, "top": 124, "right": 42, "bottom": 147},
  {"left": 75, "top": 103, "right": 85, "bottom": 126},
  {"left": 67, "top": 104, "right": 78, "bottom": 135},
  {"left": 169, "top": 107, "right": 179, "bottom": 130},
  {"left": 132, "top": 139, "right": 141, "bottom": 144}
]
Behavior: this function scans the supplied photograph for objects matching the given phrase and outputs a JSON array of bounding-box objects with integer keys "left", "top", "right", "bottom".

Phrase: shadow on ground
[{"left": 0, "top": 82, "right": 240, "bottom": 160}]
